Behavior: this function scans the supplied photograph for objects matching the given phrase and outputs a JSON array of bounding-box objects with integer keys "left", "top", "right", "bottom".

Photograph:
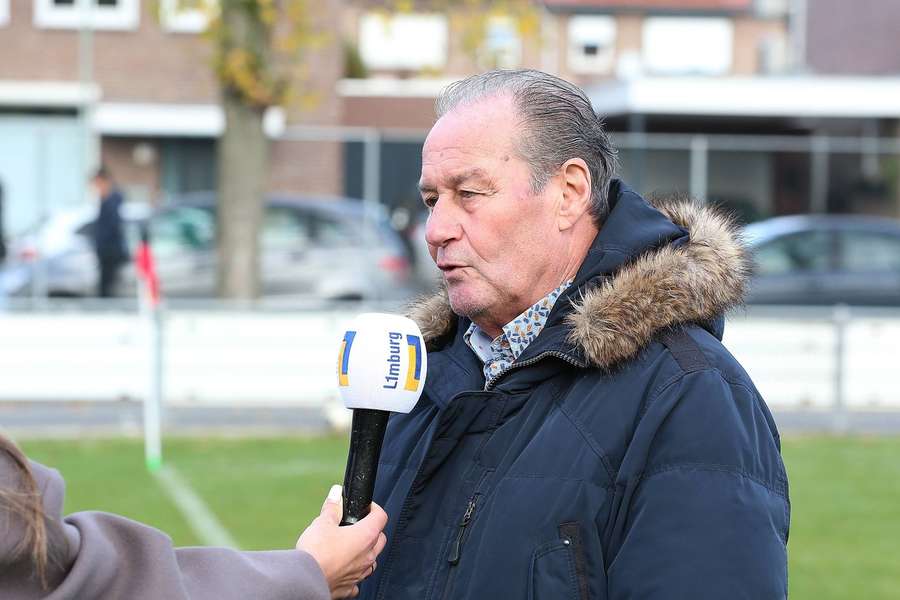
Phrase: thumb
[{"left": 320, "top": 484, "right": 343, "bottom": 524}]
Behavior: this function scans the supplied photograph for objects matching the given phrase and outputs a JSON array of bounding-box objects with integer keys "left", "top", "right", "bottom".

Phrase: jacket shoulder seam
[
  {"left": 641, "top": 461, "right": 788, "bottom": 501},
  {"left": 638, "top": 365, "right": 757, "bottom": 427}
]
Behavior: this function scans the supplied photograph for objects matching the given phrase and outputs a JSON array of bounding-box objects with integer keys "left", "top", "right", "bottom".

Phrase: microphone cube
[{"left": 337, "top": 313, "right": 427, "bottom": 414}]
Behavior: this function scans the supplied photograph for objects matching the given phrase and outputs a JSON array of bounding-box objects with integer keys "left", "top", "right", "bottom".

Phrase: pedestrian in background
[
  {"left": 0, "top": 180, "right": 7, "bottom": 264},
  {"left": 90, "top": 167, "right": 129, "bottom": 297}
]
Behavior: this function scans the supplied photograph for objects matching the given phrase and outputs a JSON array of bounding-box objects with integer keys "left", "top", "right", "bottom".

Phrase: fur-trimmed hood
[{"left": 407, "top": 190, "right": 750, "bottom": 370}]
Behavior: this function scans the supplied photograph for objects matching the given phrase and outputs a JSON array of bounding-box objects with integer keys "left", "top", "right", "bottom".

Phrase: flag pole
[{"left": 136, "top": 222, "right": 163, "bottom": 472}]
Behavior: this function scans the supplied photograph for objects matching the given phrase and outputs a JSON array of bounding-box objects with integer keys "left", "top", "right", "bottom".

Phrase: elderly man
[{"left": 362, "top": 70, "right": 789, "bottom": 599}]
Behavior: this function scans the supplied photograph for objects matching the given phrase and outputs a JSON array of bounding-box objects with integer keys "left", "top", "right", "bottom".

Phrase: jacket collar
[{"left": 407, "top": 180, "right": 749, "bottom": 377}]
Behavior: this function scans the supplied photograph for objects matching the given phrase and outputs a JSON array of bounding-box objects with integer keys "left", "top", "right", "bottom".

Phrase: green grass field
[{"left": 20, "top": 435, "right": 900, "bottom": 599}]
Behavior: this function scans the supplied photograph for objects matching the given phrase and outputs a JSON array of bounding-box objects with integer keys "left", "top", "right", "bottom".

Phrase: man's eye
[
  {"left": 423, "top": 196, "right": 438, "bottom": 208},
  {"left": 459, "top": 190, "right": 481, "bottom": 199}
]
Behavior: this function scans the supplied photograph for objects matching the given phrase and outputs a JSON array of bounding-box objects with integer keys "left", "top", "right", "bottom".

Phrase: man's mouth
[{"left": 437, "top": 262, "right": 466, "bottom": 273}]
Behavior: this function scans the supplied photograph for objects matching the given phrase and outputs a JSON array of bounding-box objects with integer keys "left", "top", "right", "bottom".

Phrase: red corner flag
[{"left": 135, "top": 224, "right": 161, "bottom": 307}]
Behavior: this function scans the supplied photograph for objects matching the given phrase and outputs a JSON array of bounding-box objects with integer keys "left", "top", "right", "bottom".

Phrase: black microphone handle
[{"left": 340, "top": 408, "right": 390, "bottom": 526}]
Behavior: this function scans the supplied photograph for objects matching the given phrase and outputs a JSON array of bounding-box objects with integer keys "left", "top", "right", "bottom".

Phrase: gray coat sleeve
[{"left": 0, "top": 458, "right": 330, "bottom": 600}]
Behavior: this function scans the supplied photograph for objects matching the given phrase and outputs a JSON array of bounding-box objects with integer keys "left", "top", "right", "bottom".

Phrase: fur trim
[
  {"left": 406, "top": 286, "right": 457, "bottom": 349},
  {"left": 565, "top": 197, "right": 749, "bottom": 368},
  {"left": 406, "top": 198, "right": 749, "bottom": 369}
]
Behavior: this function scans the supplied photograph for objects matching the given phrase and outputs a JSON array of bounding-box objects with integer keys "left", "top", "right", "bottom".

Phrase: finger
[
  {"left": 368, "top": 501, "right": 389, "bottom": 527},
  {"left": 358, "top": 502, "right": 388, "bottom": 537},
  {"left": 320, "top": 484, "right": 343, "bottom": 524},
  {"left": 350, "top": 585, "right": 360, "bottom": 598},
  {"left": 373, "top": 532, "right": 387, "bottom": 556},
  {"left": 334, "top": 586, "right": 351, "bottom": 600}
]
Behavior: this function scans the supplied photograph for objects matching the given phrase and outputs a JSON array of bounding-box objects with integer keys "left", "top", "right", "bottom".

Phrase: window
[
  {"left": 755, "top": 0, "right": 790, "bottom": 18},
  {"left": 34, "top": 0, "right": 140, "bottom": 30},
  {"left": 358, "top": 13, "right": 447, "bottom": 70},
  {"left": 151, "top": 207, "right": 215, "bottom": 260},
  {"left": 0, "top": 0, "right": 9, "bottom": 27},
  {"left": 311, "top": 214, "right": 356, "bottom": 248},
  {"left": 838, "top": 231, "right": 900, "bottom": 273},
  {"left": 567, "top": 16, "right": 616, "bottom": 75},
  {"left": 642, "top": 17, "right": 733, "bottom": 75},
  {"left": 753, "top": 232, "right": 831, "bottom": 277},
  {"left": 262, "top": 208, "right": 309, "bottom": 252},
  {"left": 481, "top": 17, "right": 521, "bottom": 69},
  {"left": 160, "top": 0, "right": 215, "bottom": 34}
]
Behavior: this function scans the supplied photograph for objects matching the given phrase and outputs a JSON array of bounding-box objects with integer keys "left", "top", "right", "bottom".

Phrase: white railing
[{"left": 1, "top": 305, "right": 898, "bottom": 418}]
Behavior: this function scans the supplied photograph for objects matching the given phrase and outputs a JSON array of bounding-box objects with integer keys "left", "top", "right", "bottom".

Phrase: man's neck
[{"left": 473, "top": 275, "right": 576, "bottom": 339}]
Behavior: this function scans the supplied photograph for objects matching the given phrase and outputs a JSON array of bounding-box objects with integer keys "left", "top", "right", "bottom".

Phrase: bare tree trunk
[
  {"left": 216, "top": 1, "right": 271, "bottom": 299},
  {"left": 217, "top": 91, "right": 267, "bottom": 299}
]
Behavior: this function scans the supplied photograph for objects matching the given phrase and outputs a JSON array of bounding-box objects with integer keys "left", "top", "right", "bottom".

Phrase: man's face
[
  {"left": 91, "top": 176, "right": 109, "bottom": 199},
  {"left": 419, "top": 96, "right": 563, "bottom": 329}
]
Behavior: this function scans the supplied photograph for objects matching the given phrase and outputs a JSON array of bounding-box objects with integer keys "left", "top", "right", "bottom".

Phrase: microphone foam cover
[{"left": 336, "top": 313, "right": 427, "bottom": 413}]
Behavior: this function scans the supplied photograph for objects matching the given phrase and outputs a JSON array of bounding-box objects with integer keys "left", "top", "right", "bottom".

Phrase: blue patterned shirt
[{"left": 464, "top": 280, "right": 573, "bottom": 389}]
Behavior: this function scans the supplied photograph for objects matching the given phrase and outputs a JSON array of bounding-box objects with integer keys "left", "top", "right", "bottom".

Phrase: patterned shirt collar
[{"left": 464, "top": 279, "right": 573, "bottom": 388}]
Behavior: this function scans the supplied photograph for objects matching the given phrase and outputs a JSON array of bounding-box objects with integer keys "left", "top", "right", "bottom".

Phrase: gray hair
[{"left": 435, "top": 69, "right": 619, "bottom": 224}]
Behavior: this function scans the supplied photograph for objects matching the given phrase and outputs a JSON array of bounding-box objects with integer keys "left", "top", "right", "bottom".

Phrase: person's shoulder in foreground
[{"left": 361, "top": 69, "right": 789, "bottom": 600}]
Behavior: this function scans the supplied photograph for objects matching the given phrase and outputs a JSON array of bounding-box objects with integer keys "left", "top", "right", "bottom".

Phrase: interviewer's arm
[{"left": 1, "top": 458, "right": 329, "bottom": 600}]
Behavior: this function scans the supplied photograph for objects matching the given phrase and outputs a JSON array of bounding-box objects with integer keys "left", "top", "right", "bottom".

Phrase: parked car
[
  {"left": 743, "top": 214, "right": 900, "bottom": 306},
  {"left": 0, "top": 194, "right": 413, "bottom": 301}
]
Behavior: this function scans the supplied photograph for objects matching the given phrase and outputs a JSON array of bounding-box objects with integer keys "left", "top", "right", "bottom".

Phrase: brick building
[
  {"left": 2, "top": 0, "right": 899, "bottom": 239},
  {"left": 0, "top": 0, "right": 342, "bottom": 237},
  {"left": 340, "top": 0, "right": 900, "bottom": 220},
  {"left": 338, "top": 0, "right": 796, "bottom": 217}
]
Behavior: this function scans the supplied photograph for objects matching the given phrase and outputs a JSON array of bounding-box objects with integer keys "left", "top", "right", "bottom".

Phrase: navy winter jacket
[
  {"left": 93, "top": 190, "right": 127, "bottom": 263},
  {"left": 361, "top": 181, "right": 790, "bottom": 600}
]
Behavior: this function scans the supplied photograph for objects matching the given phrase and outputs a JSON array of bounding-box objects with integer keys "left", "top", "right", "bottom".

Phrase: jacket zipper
[
  {"left": 439, "top": 493, "right": 481, "bottom": 600},
  {"left": 447, "top": 494, "right": 479, "bottom": 565},
  {"left": 485, "top": 350, "right": 586, "bottom": 391},
  {"left": 373, "top": 389, "right": 479, "bottom": 600},
  {"left": 378, "top": 352, "right": 583, "bottom": 599}
]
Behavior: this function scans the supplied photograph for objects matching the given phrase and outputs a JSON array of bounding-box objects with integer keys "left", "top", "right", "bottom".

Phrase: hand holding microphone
[
  {"left": 336, "top": 313, "right": 427, "bottom": 526},
  {"left": 296, "top": 485, "right": 388, "bottom": 599}
]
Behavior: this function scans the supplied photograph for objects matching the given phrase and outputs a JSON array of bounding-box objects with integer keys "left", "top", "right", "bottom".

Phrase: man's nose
[{"left": 424, "top": 199, "right": 461, "bottom": 249}]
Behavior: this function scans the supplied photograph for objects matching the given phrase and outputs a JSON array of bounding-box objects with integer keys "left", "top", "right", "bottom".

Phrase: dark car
[{"left": 744, "top": 215, "right": 900, "bottom": 306}]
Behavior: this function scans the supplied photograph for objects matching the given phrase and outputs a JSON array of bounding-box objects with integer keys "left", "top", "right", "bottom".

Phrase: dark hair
[
  {"left": 436, "top": 69, "right": 619, "bottom": 224},
  {"left": 0, "top": 435, "right": 54, "bottom": 588},
  {"left": 92, "top": 165, "right": 112, "bottom": 182}
]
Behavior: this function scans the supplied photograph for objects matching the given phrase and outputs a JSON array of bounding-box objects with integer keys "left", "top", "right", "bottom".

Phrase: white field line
[{"left": 152, "top": 465, "right": 239, "bottom": 549}]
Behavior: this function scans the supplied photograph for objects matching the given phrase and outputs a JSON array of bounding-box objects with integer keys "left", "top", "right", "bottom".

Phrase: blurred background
[{"left": 1, "top": 1, "right": 898, "bottom": 598}]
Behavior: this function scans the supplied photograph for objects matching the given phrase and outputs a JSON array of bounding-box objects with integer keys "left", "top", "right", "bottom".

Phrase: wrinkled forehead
[
  {"left": 425, "top": 95, "right": 521, "bottom": 152},
  {"left": 421, "top": 100, "right": 524, "bottom": 185}
]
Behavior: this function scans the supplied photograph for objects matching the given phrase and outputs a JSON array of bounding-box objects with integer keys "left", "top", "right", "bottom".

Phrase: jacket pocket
[{"left": 528, "top": 522, "right": 590, "bottom": 600}]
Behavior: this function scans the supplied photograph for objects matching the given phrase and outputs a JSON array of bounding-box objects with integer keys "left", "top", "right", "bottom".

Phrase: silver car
[{"left": 1, "top": 194, "right": 414, "bottom": 302}]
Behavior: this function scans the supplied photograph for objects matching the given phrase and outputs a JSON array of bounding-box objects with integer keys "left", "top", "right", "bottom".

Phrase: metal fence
[{"left": 277, "top": 125, "right": 900, "bottom": 223}]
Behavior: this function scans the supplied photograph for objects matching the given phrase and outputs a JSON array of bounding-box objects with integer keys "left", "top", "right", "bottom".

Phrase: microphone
[{"left": 336, "top": 313, "right": 427, "bottom": 526}]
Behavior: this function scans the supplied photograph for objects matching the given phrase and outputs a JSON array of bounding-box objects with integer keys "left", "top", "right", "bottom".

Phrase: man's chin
[{"left": 445, "top": 282, "right": 487, "bottom": 319}]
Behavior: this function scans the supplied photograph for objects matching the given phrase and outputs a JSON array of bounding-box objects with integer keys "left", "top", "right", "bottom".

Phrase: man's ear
[{"left": 557, "top": 158, "right": 592, "bottom": 231}]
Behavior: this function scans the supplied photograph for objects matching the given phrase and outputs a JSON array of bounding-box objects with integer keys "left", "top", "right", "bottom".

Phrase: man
[
  {"left": 90, "top": 167, "right": 128, "bottom": 297},
  {"left": 361, "top": 70, "right": 789, "bottom": 599}
]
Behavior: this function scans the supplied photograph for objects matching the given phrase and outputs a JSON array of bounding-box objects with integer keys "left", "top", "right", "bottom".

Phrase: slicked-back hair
[{"left": 436, "top": 69, "right": 619, "bottom": 224}]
